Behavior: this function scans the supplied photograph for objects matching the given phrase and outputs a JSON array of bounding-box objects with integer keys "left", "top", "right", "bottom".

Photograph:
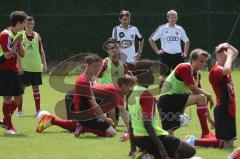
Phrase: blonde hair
[{"left": 167, "top": 10, "right": 178, "bottom": 19}]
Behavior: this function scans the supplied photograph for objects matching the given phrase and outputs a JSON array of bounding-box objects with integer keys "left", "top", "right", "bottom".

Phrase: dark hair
[
  {"left": 84, "top": 54, "right": 101, "bottom": 65},
  {"left": 27, "top": 16, "right": 34, "bottom": 21},
  {"left": 119, "top": 10, "right": 131, "bottom": 19},
  {"left": 103, "top": 38, "right": 119, "bottom": 51},
  {"left": 190, "top": 49, "right": 211, "bottom": 62},
  {"left": 10, "top": 11, "right": 27, "bottom": 26},
  {"left": 134, "top": 60, "right": 154, "bottom": 88},
  {"left": 117, "top": 76, "right": 135, "bottom": 87}
]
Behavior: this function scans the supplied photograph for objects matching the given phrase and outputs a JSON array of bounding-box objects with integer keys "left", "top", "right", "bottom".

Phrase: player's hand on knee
[
  {"left": 207, "top": 94, "right": 214, "bottom": 109},
  {"left": 106, "top": 118, "right": 114, "bottom": 127}
]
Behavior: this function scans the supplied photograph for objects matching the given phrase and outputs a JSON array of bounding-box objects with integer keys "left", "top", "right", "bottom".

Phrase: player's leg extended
[{"left": 36, "top": 113, "right": 77, "bottom": 133}]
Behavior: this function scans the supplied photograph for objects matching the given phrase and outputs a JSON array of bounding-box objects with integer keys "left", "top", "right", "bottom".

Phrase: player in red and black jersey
[
  {"left": 209, "top": 43, "right": 238, "bottom": 147},
  {"left": 36, "top": 54, "right": 135, "bottom": 138},
  {"left": 186, "top": 43, "right": 238, "bottom": 148},
  {"left": 0, "top": 11, "right": 27, "bottom": 135}
]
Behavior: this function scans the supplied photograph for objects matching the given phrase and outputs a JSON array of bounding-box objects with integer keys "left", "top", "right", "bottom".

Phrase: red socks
[
  {"left": 197, "top": 105, "right": 210, "bottom": 137},
  {"left": 51, "top": 117, "right": 107, "bottom": 137},
  {"left": 51, "top": 117, "right": 77, "bottom": 132},
  {"left": 2, "top": 102, "right": 14, "bottom": 130},
  {"left": 17, "top": 90, "right": 40, "bottom": 113},
  {"left": 9, "top": 101, "right": 18, "bottom": 114},
  {"left": 17, "top": 96, "right": 23, "bottom": 112},
  {"left": 195, "top": 138, "right": 225, "bottom": 148},
  {"left": 33, "top": 90, "right": 40, "bottom": 112}
]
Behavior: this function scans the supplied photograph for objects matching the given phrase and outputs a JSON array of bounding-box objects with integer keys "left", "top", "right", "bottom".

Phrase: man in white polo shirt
[
  {"left": 112, "top": 10, "right": 144, "bottom": 64},
  {"left": 149, "top": 10, "right": 190, "bottom": 91}
]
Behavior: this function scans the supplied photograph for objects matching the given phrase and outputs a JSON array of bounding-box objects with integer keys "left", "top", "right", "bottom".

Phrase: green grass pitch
[{"left": 0, "top": 71, "right": 239, "bottom": 159}]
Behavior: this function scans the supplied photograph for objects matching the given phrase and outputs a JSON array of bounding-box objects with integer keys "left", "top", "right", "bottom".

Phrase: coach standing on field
[{"left": 149, "top": 10, "right": 190, "bottom": 91}]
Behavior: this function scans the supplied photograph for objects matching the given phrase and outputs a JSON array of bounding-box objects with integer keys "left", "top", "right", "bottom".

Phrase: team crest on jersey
[
  {"left": 176, "top": 32, "right": 179, "bottom": 35},
  {"left": 26, "top": 44, "right": 33, "bottom": 50},
  {"left": 130, "top": 34, "right": 134, "bottom": 39},
  {"left": 119, "top": 32, "right": 125, "bottom": 38},
  {"left": 165, "top": 31, "right": 168, "bottom": 33}
]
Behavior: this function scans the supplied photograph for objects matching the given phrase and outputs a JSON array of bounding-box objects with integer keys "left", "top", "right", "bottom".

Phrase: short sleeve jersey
[
  {"left": 150, "top": 23, "right": 189, "bottom": 54},
  {"left": 112, "top": 25, "right": 142, "bottom": 63}
]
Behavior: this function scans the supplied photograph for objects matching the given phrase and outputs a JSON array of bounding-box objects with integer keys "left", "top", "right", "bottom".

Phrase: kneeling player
[
  {"left": 128, "top": 83, "right": 196, "bottom": 158},
  {"left": 186, "top": 43, "right": 238, "bottom": 148},
  {"left": 158, "top": 49, "right": 214, "bottom": 136},
  {"left": 193, "top": 70, "right": 215, "bottom": 138}
]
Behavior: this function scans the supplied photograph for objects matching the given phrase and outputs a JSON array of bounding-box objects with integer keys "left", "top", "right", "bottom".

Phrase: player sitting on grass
[
  {"left": 193, "top": 70, "right": 215, "bottom": 139},
  {"left": 158, "top": 48, "right": 214, "bottom": 136},
  {"left": 185, "top": 43, "right": 238, "bottom": 148},
  {"left": 36, "top": 76, "right": 134, "bottom": 137},
  {"left": 36, "top": 55, "right": 134, "bottom": 137},
  {"left": 128, "top": 71, "right": 196, "bottom": 159}
]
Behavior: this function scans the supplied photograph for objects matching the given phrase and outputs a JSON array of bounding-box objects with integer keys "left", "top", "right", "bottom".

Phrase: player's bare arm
[
  {"left": 135, "top": 38, "right": 144, "bottom": 60},
  {"left": 40, "top": 48, "right": 48, "bottom": 72},
  {"left": 18, "top": 36, "right": 25, "bottom": 57},
  {"left": 148, "top": 38, "right": 164, "bottom": 55},
  {"left": 39, "top": 37, "right": 48, "bottom": 72},
  {"left": 218, "top": 46, "right": 238, "bottom": 76},
  {"left": 89, "top": 99, "right": 114, "bottom": 127},
  {"left": 4, "top": 35, "right": 22, "bottom": 59},
  {"left": 182, "top": 40, "right": 190, "bottom": 57},
  {"left": 188, "top": 84, "right": 214, "bottom": 106}
]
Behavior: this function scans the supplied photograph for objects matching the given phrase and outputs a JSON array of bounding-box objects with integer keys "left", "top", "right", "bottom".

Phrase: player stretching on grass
[
  {"left": 0, "top": 11, "right": 27, "bottom": 134},
  {"left": 17, "top": 16, "right": 48, "bottom": 116},
  {"left": 36, "top": 55, "right": 134, "bottom": 137},
  {"left": 185, "top": 43, "right": 238, "bottom": 148},
  {"left": 36, "top": 77, "right": 134, "bottom": 137},
  {"left": 158, "top": 49, "right": 214, "bottom": 136}
]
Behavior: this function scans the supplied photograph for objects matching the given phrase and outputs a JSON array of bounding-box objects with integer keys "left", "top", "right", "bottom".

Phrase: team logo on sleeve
[{"left": 119, "top": 32, "right": 125, "bottom": 38}]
